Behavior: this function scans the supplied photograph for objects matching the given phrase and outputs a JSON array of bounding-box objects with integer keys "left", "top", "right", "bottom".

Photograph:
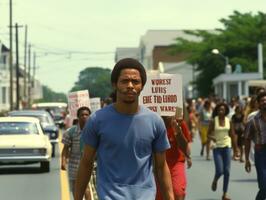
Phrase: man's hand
[
  {"left": 61, "top": 157, "right": 68, "bottom": 170},
  {"left": 187, "top": 157, "right": 192, "bottom": 169},
  {"left": 245, "top": 160, "right": 251, "bottom": 173}
]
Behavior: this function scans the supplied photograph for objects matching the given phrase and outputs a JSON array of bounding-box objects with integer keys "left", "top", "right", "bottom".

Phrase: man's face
[
  {"left": 78, "top": 110, "right": 90, "bottom": 125},
  {"left": 259, "top": 96, "right": 266, "bottom": 111},
  {"left": 113, "top": 68, "right": 143, "bottom": 104}
]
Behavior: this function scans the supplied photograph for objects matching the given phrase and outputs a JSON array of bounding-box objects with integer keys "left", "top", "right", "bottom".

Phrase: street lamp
[{"left": 211, "top": 49, "right": 231, "bottom": 73}]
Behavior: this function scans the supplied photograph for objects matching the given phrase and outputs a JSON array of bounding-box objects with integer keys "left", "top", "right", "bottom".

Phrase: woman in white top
[{"left": 207, "top": 102, "right": 233, "bottom": 200}]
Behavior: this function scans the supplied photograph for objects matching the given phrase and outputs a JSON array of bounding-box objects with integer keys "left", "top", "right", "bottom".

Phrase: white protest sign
[
  {"left": 139, "top": 71, "right": 183, "bottom": 116},
  {"left": 67, "top": 90, "right": 91, "bottom": 120},
  {"left": 90, "top": 97, "right": 101, "bottom": 113}
]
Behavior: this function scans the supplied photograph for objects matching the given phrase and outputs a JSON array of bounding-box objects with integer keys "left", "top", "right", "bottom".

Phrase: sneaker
[
  {"left": 211, "top": 180, "right": 217, "bottom": 191},
  {"left": 222, "top": 195, "right": 231, "bottom": 200}
]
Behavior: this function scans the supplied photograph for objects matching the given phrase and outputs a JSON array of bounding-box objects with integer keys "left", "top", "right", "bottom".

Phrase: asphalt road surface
[
  {"left": 0, "top": 143, "right": 63, "bottom": 200},
  {"left": 0, "top": 130, "right": 260, "bottom": 200},
  {"left": 186, "top": 135, "right": 258, "bottom": 200}
]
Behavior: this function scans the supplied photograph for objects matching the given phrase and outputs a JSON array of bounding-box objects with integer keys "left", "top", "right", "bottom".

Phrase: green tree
[
  {"left": 34, "top": 85, "right": 67, "bottom": 103},
  {"left": 71, "top": 67, "right": 113, "bottom": 99},
  {"left": 170, "top": 11, "right": 266, "bottom": 97}
]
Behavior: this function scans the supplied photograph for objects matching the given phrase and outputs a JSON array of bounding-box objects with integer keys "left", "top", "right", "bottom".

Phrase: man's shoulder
[
  {"left": 67, "top": 125, "right": 78, "bottom": 135},
  {"left": 247, "top": 110, "right": 259, "bottom": 121},
  {"left": 138, "top": 106, "right": 164, "bottom": 126}
]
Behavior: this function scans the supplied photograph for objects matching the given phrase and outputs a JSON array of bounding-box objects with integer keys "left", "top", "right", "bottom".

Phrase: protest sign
[
  {"left": 139, "top": 71, "right": 183, "bottom": 116},
  {"left": 67, "top": 90, "right": 90, "bottom": 120},
  {"left": 90, "top": 97, "right": 101, "bottom": 113}
]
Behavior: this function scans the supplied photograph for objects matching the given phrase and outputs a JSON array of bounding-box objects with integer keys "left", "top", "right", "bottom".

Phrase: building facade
[
  {"left": 115, "top": 30, "right": 201, "bottom": 98},
  {"left": 0, "top": 42, "right": 10, "bottom": 111},
  {"left": 0, "top": 42, "right": 43, "bottom": 112}
]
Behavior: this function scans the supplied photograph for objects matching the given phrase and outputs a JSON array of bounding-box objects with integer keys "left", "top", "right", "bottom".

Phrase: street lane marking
[{"left": 59, "top": 131, "right": 71, "bottom": 200}]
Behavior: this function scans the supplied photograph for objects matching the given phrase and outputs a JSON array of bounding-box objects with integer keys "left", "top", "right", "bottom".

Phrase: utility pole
[
  {"left": 32, "top": 52, "right": 36, "bottom": 87},
  {"left": 28, "top": 44, "right": 31, "bottom": 106},
  {"left": 15, "top": 23, "right": 23, "bottom": 110},
  {"left": 15, "top": 23, "right": 19, "bottom": 110},
  {"left": 9, "top": 0, "right": 13, "bottom": 111},
  {"left": 24, "top": 25, "right": 28, "bottom": 100}
]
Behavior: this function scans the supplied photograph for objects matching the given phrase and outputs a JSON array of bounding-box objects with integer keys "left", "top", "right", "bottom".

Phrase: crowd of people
[
  {"left": 186, "top": 88, "right": 266, "bottom": 200},
  {"left": 60, "top": 57, "right": 266, "bottom": 200}
]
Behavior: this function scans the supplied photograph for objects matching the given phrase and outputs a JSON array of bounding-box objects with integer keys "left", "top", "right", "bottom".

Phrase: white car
[{"left": 0, "top": 117, "right": 52, "bottom": 172}]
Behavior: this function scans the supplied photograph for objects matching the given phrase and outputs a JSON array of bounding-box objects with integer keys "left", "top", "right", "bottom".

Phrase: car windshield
[
  {"left": 0, "top": 122, "right": 39, "bottom": 135},
  {"left": 35, "top": 116, "right": 50, "bottom": 124}
]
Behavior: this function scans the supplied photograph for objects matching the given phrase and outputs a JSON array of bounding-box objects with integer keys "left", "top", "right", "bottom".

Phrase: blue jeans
[
  {"left": 213, "top": 147, "right": 231, "bottom": 193},
  {"left": 254, "top": 148, "right": 266, "bottom": 200}
]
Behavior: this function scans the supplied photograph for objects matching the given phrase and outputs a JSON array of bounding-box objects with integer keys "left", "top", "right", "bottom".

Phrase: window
[
  {"left": 0, "top": 55, "right": 8, "bottom": 69},
  {"left": 2, "top": 87, "right": 6, "bottom": 104},
  {"left": 0, "top": 122, "right": 38, "bottom": 135}
]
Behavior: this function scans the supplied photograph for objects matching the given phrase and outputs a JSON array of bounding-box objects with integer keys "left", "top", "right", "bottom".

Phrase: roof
[
  {"left": 213, "top": 72, "right": 262, "bottom": 85},
  {"left": 0, "top": 116, "right": 40, "bottom": 123},
  {"left": 1, "top": 43, "right": 9, "bottom": 53},
  {"left": 139, "top": 30, "right": 202, "bottom": 56},
  {"left": 8, "top": 110, "right": 49, "bottom": 117},
  {"left": 32, "top": 102, "right": 67, "bottom": 108},
  {"left": 248, "top": 80, "right": 266, "bottom": 87}
]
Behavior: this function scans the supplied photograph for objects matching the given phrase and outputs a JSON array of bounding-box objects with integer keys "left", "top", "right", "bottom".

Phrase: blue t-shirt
[{"left": 81, "top": 104, "right": 170, "bottom": 200}]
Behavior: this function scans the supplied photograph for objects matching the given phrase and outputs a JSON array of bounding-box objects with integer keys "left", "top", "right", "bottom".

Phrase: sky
[{"left": 0, "top": 0, "right": 266, "bottom": 94}]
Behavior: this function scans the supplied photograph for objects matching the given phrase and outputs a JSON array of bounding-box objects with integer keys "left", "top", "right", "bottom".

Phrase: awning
[{"left": 247, "top": 80, "right": 266, "bottom": 87}]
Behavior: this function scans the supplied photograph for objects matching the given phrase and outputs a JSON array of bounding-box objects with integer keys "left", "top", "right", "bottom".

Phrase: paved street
[
  {"left": 0, "top": 143, "right": 63, "bottom": 200},
  {"left": 0, "top": 130, "right": 260, "bottom": 200},
  {"left": 186, "top": 135, "right": 258, "bottom": 200}
]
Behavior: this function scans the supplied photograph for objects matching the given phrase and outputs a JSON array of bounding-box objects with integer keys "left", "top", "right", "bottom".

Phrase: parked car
[
  {"left": 0, "top": 117, "right": 52, "bottom": 172},
  {"left": 8, "top": 110, "right": 59, "bottom": 157},
  {"left": 32, "top": 102, "right": 67, "bottom": 128}
]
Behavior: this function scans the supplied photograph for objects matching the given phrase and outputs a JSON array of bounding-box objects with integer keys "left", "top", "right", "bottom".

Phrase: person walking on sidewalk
[
  {"left": 61, "top": 106, "right": 92, "bottom": 200},
  {"left": 74, "top": 58, "right": 174, "bottom": 200},
  {"left": 199, "top": 100, "right": 213, "bottom": 160},
  {"left": 156, "top": 115, "right": 192, "bottom": 200},
  {"left": 245, "top": 91, "right": 266, "bottom": 200},
  {"left": 207, "top": 102, "right": 233, "bottom": 200}
]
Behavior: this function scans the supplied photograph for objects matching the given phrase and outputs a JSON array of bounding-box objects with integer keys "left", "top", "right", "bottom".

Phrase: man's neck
[
  {"left": 260, "top": 110, "right": 266, "bottom": 121},
  {"left": 79, "top": 122, "right": 85, "bottom": 130},
  {"left": 113, "top": 102, "right": 139, "bottom": 115}
]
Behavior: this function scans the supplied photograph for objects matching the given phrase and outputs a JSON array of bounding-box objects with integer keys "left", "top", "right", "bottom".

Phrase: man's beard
[
  {"left": 261, "top": 105, "right": 266, "bottom": 112},
  {"left": 116, "top": 88, "right": 139, "bottom": 104},
  {"left": 123, "top": 99, "right": 135, "bottom": 104}
]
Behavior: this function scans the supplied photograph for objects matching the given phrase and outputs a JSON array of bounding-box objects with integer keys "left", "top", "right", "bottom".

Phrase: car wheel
[
  {"left": 40, "top": 161, "right": 50, "bottom": 172},
  {"left": 52, "top": 144, "right": 55, "bottom": 157}
]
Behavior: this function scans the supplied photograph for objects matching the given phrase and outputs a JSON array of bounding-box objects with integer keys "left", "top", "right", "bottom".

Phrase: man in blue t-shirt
[{"left": 74, "top": 58, "right": 174, "bottom": 200}]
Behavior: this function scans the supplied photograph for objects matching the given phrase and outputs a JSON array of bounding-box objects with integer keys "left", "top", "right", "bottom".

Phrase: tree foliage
[
  {"left": 71, "top": 67, "right": 113, "bottom": 99},
  {"left": 170, "top": 11, "right": 266, "bottom": 97},
  {"left": 35, "top": 85, "right": 67, "bottom": 103}
]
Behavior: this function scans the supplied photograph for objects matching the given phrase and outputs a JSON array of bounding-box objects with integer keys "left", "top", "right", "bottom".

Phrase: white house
[
  {"left": 0, "top": 42, "right": 10, "bottom": 111},
  {"left": 115, "top": 30, "right": 201, "bottom": 98},
  {"left": 213, "top": 43, "right": 264, "bottom": 100},
  {"left": 0, "top": 41, "right": 43, "bottom": 112}
]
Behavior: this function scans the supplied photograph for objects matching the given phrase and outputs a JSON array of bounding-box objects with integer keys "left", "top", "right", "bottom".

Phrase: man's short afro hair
[{"left": 111, "top": 58, "right": 147, "bottom": 86}]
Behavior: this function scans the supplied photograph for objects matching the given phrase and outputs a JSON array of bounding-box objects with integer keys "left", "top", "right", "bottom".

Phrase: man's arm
[
  {"left": 154, "top": 152, "right": 174, "bottom": 200},
  {"left": 61, "top": 145, "right": 69, "bottom": 170},
  {"left": 74, "top": 145, "right": 96, "bottom": 200},
  {"left": 244, "top": 138, "right": 251, "bottom": 173},
  {"left": 186, "top": 142, "right": 192, "bottom": 169},
  {"left": 244, "top": 120, "right": 254, "bottom": 173},
  {"left": 173, "top": 121, "right": 188, "bottom": 156}
]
